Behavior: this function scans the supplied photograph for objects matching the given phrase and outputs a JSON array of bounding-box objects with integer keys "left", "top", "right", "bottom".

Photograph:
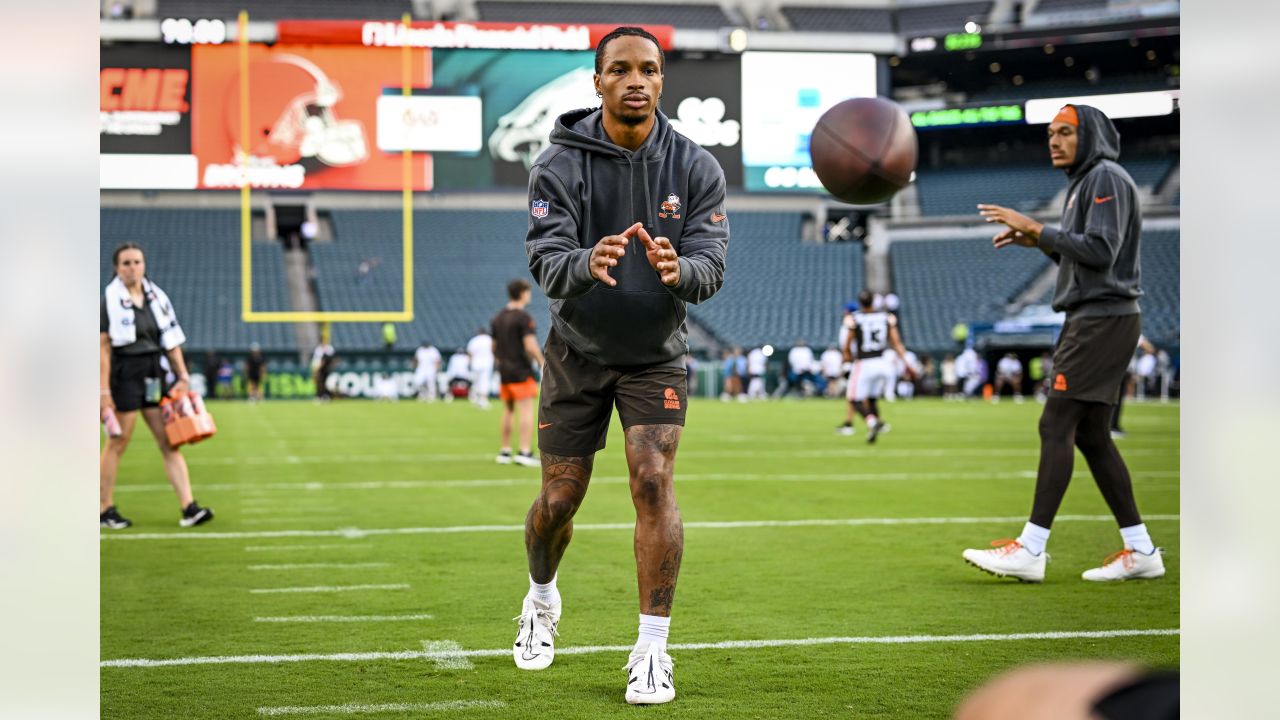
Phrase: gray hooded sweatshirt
[
  {"left": 524, "top": 107, "right": 729, "bottom": 367},
  {"left": 1038, "top": 104, "right": 1143, "bottom": 319}
]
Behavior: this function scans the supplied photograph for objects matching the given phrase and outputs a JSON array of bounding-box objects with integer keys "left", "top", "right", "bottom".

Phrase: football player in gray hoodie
[
  {"left": 963, "top": 104, "right": 1165, "bottom": 583},
  {"left": 510, "top": 27, "right": 729, "bottom": 705}
]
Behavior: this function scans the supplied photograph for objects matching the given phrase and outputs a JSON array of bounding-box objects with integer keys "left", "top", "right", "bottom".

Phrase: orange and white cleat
[
  {"left": 1081, "top": 548, "right": 1165, "bottom": 582},
  {"left": 962, "top": 539, "right": 1048, "bottom": 583}
]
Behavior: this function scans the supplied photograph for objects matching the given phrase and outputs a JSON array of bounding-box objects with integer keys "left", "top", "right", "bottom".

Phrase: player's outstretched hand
[
  {"left": 978, "top": 204, "right": 1043, "bottom": 240},
  {"left": 638, "top": 226, "right": 680, "bottom": 287},
  {"left": 992, "top": 227, "right": 1037, "bottom": 250},
  {"left": 590, "top": 222, "right": 642, "bottom": 287}
]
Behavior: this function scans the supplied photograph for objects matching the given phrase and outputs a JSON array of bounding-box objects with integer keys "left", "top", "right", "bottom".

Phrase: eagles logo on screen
[
  {"left": 658, "top": 193, "right": 681, "bottom": 219},
  {"left": 225, "top": 54, "right": 368, "bottom": 168},
  {"left": 489, "top": 67, "right": 598, "bottom": 169}
]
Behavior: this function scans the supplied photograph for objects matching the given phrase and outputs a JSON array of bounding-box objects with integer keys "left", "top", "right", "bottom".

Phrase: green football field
[{"left": 100, "top": 397, "right": 1179, "bottom": 719}]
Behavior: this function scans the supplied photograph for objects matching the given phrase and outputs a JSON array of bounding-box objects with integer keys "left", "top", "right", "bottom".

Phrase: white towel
[{"left": 104, "top": 277, "right": 186, "bottom": 351}]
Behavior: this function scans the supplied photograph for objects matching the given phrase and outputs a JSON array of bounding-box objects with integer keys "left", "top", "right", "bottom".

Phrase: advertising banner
[
  {"left": 275, "top": 20, "right": 675, "bottom": 52},
  {"left": 100, "top": 44, "right": 198, "bottom": 189},
  {"left": 740, "top": 51, "right": 877, "bottom": 193},
  {"left": 191, "top": 43, "right": 435, "bottom": 190}
]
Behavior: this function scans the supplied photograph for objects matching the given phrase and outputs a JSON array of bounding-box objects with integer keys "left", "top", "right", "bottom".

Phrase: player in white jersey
[
  {"left": 466, "top": 329, "right": 495, "bottom": 409},
  {"left": 413, "top": 341, "right": 442, "bottom": 401},
  {"left": 745, "top": 346, "right": 768, "bottom": 400},
  {"left": 842, "top": 290, "right": 911, "bottom": 443}
]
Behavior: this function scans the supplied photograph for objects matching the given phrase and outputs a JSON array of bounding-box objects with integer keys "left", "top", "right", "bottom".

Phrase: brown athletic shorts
[
  {"left": 537, "top": 328, "right": 687, "bottom": 456},
  {"left": 1049, "top": 313, "right": 1141, "bottom": 405}
]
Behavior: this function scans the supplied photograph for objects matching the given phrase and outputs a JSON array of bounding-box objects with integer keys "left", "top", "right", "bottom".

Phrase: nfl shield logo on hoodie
[{"left": 531, "top": 200, "right": 549, "bottom": 219}]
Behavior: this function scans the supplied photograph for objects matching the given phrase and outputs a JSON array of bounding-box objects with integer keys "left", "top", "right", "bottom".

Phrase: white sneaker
[
  {"left": 1081, "top": 548, "right": 1165, "bottom": 582},
  {"left": 962, "top": 539, "right": 1048, "bottom": 582},
  {"left": 513, "top": 452, "right": 539, "bottom": 468},
  {"left": 512, "top": 596, "right": 560, "bottom": 670},
  {"left": 624, "top": 643, "right": 675, "bottom": 705},
  {"left": 495, "top": 452, "right": 513, "bottom": 465},
  {"left": 836, "top": 425, "right": 855, "bottom": 436}
]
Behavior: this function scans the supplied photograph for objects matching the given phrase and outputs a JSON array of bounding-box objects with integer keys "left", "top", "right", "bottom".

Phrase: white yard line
[
  {"left": 247, "top": 562, "right": 390, "bottom": 571},
  {"left": 103, "top": 628, "right": 1179, "bottom": 669},
  {"left": 244, "top": 544, "right": 364, "bottom": 552},
  {"left": 158, "top": 446, "right": 1173, "bottom": 468},
  {"left": 102, "top": 514, "right": 1181, "bottom": 542},
  {"left": 254, "top": 614, "right": 435, "bottom": 624},
  {"left": 248, "top": 584, "right": 409, "bottom": 595},
  {"left": 112, "top": 469, "right": 1178, "bottom": 494},
  {"left": 258, "top": 700, "right": 504, "bottom": 716}
]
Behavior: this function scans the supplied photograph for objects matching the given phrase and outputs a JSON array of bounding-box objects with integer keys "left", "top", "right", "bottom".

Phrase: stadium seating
[
  {"left": 475, "top": 1, "right": 733, "bottom": 28},
  {"left": 156, "top": 0, "right": 414, "bottom": 20},
  {"left": 966, "top": 74, "right": 1177, "bottom": 101},
  {"left": 913, "top": 164, "right": 1065, "bottom": 217},
  {"left": 684, "top": 212, "right": 865, "bottom": 349},
  {"left": 895, "top": 1, "right": 993, "bottom": 36},
  {"left": 890, "top": 236, "right": 1050, "bottom": 352},
  {"left": 1135, "top": 229, "right": 1179, "bottom": 349},
  {"left": 100, "top": 208, "right": 296, "bottom": 352},
  {"left": 1031, "top": 0, "right": 1109, "bottom": 13},
  {"left": 317, "top": 209, "right": 550, "bottom": 353},
  {"left": 781, "top": 5, "right": 895, "bottom": 33}
]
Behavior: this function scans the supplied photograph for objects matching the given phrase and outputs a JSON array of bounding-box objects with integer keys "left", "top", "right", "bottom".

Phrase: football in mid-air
[{"left": 809, "top": 97, "right": 918, "bottom": 205}]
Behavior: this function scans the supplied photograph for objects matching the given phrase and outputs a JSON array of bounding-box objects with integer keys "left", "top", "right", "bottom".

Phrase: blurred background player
[
  {"left": 842, "top": 289, "right": 911, "bottom": 443},
  {"left": 443, "top": 347, "right": 471, "bottom": 402},
  {"left": 311, "top": 333, "right": 335, "bottom": 403},
  {"left": 941, "top": 354, "right": 959, "bottom": 400},
  {"left": 512, "top": 26, "right": 728, "bottom": 705},
  {"left": 956, "top": 345, "right": 982, "bottom": 398},
  {"left": 244, "top": 342, "right": 266, "bottom": 402},
  {"left": 492, "top": 279, "right": 544, "bottom": 467},
  {"left": 780, "top": 338, "right": 818, "bottom": 397},
  {"left": 745, "top": 345, "right": 768, "bottom": 400},
  {"left": 100, "top": 243, "right": 213, "bottom": 529},
  {"left": 467, "top": 327, "right": 495, "bottom": 409},
  {"left": 993, "top": 352, "right": 1024, "bottom": 403},
  {"left": 1113, "top": 335, "right": 1158, "bottom": 438},
  {"left": 820, "top": 344, "right": 845, "bottom": 399},
  {"left": 412, "top": 340, "right": 442, "bottom": 402},
  {"left": 719, "top": 348, "right": 742, "bottom": 401},
  {"left": 965, "top": 104, "right": 1163, "bottom": 583}
]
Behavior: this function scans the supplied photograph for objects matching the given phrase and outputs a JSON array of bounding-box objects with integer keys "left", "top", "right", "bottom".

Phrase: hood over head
[{"left": 1064, "top": 104, "right": 1121, "bottom": 179}]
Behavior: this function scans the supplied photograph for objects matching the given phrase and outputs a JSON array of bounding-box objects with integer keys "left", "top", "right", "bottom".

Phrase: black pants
[{"left": 1030, "top": 396, "right": 1142, "bottom": 528}]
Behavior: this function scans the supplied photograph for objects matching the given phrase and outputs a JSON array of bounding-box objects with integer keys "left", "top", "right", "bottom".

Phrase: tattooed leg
[
  {"left": 525, "top": 453, "right": 594, "bottom": 583},
  {"left": 625, "top": 424, "right": 683, "bottom": 617}
]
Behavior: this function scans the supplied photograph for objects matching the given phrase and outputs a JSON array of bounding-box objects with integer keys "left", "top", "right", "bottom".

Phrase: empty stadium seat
[
  {"left": 895, "top": 1, "right": 993, "bottom": 36},
  {"left": 891, "top": 236, "right": 1050, "bottom": 352},
  {"left": 914, "top": 164, "right": 1064, "bottom": 217},
  {"left": 781, "top": 5, "right": 895, "bottom": 33},
  {"left": 100, "top": 208, "right": 295, "bottom": 352}
]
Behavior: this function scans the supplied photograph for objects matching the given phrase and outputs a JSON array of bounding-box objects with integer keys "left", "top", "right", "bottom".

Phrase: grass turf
[{"left": 101, "top": 397, "right": 1178, "bottom": 718}]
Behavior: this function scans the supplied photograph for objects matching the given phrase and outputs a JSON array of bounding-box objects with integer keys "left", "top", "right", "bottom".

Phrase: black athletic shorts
[
  {"left": 1049, "top": 313, "right": 1141, "bottom": 405},
  {"left": 538, "top": 329, "right": 687, "bottom": 456},
  {"left": 109, "top": 352, "right": 167, "bottom": 413}
]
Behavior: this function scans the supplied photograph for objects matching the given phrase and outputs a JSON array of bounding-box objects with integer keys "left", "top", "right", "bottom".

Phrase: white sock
[
  {"left": 1018, "top": 522, "right": 1051, "bottom": 556},
  {"left": 1120, "top": 524, "right": 1156, "bottom": 555},
  {"left": 528, "top": 574, "right": 559, "bottom": 606},
  {"left": 635, "top": 614, "right": 671, "bottom": 653}
]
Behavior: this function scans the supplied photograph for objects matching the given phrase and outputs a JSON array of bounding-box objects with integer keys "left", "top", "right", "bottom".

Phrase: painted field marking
[
  {"left": 158, "top": 446, "right": 1173, "bottom": 468},
  {"left": 247, "top": 562, "right": 390, "bottom": 571},
  {"left": 422, "top": 641, "right": 472, "bottom": 670},
  {"left": 103, "top": 628, "right": 1179, "bottom": 669},
  {"left": 244, "top": 544, "right": 364, "bottom": 552},
  {"left": 102, "top": 514, "right": 1181, "bottom": 543},
  {"left": 249, "top": 584, "right": 409, "bottom": 595},
  {"left": 258, "top": 700, "right": 504, "bottom": 716},
  {"left": 240, "top": 507, "right": 340, "bottom": 515},
  {"left": 254, "top": 614, "right": 434, "bottom": 624},
  {"left": 112, "top": 469, "right": 1178, "bottom": 495}
]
